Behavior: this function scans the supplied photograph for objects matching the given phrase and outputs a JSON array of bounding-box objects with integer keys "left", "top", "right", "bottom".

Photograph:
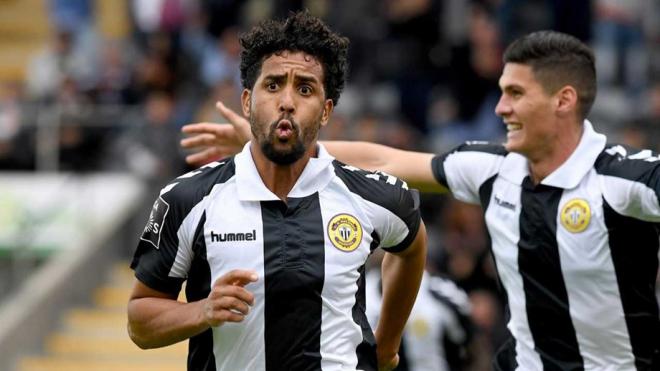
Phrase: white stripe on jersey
[
  {"left": 484, "top": 177, "right": 543, "bottom": 370},
  {"left": 557, "top": 171, "right": 634, "bottom": 369}
]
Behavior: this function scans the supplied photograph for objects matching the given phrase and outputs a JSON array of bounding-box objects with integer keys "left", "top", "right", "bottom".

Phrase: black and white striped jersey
[
  {"left": 131, "top": 143, "right": 421, "bottom": 371},
  {"left": 431, "top": 121, "right": 660, "bottom": 370},
  {"left": 365, "top": 270, "right": 473, "bottom": 371}
]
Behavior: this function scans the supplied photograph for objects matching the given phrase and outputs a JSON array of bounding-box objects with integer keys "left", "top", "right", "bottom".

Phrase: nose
[
  {"left": 279, "top": 86, "right": 295, "bottom": 115},
  {"left": 494, "top": 94, "right": 510, "bottom": 117}
]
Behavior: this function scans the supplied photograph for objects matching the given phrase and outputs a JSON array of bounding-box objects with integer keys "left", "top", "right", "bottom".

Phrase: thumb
[{"left": 216, "top": 101, "right": 247, "bottom": 129}]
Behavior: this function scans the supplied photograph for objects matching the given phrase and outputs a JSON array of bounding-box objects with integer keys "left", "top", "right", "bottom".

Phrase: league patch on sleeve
[{"left": 140, "top": 196, "right": 170, "bottom": 249}]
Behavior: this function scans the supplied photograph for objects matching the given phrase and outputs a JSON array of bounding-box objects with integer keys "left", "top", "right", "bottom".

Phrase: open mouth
[{"left": 506, "top": 123, "right": 522, "bottom": 131}]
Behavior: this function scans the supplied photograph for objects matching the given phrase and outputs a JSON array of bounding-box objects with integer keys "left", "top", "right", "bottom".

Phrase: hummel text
[{"left": 211, "top": 230, "right": 257, "bottom": 242}]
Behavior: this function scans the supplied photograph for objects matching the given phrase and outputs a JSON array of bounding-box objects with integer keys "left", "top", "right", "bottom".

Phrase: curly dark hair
[
  {"left": 504, "top": 31, "right": 596, "bottom": 120},
  {"left": 239, "top": 10, "right": 349, "bottom": 106}
]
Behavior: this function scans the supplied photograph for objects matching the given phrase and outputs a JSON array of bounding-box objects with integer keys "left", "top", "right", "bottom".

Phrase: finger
[
  {"left": 216, "top": 101, "right": 248, "bottom": 127},
  {"left": 206, "top": 309, "right": 245, "bottom": 326},
  {"left": 213, "top": 285, "right": 255, "bottom": 305},
  {"left": 215, "top": 269, "right": 258, "bottom": 287},
  {"left": 181, "top": 122, "right": 224, "bottom": 134},
  {"left": 180, "top": 133, "right": 218, "bottom": 149},
  {"left": 209, "top": 284, "right": 254, "bottom": 305},
  {"left": 214, "top": 296, "right": 251, "bottom": 315},
  {"left": 185, "top": 147, "right": 224, "bottom": 166}
]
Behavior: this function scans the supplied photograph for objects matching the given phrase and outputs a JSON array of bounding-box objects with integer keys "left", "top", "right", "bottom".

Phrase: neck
[
  {"left": 528, "top": 121, "right": 584, "bottom": 184},
  {"left": 250, "top": 144, "right": 318, "bottom": 201}
]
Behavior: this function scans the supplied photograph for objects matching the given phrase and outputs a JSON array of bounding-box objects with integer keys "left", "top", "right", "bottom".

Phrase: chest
[
  {"left": 484, "top": 175, "right": 611, "bottom": 275},
  {"left": 201, "top": 190, "right": 375, "bottom": 295}
]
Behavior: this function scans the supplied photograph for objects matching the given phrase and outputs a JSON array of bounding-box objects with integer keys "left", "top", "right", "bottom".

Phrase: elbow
[{"left": 127, "top": 322, "right": 157, "bottom": 349}]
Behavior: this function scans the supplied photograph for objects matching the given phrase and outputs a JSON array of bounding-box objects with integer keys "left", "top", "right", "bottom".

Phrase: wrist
[{"left": 197, "top": 299, "right": 214, "bottom": 328}]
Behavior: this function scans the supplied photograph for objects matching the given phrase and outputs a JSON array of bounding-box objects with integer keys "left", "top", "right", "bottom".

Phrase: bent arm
[
  {"left": 323, "top": 141, "right": 447, "bottom": 193},
  {"left": 127, "top": 280, "right": 208, "bottom": 349},
  {"left": 375, "top": 221, "right": 428, "bottom": 368}
]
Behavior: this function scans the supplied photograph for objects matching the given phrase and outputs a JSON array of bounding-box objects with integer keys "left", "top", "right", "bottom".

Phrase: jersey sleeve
[
  {"left": 596, "top": 145, "right": 660, "bottom": 222},
  {"left": 334, "top": 163, "right": 422, "bottom": 253},
  {"left": 374, "top": 183, "right": 421, "bottom": 253},
  {"left": 431, "top": 142, "right": 507, "bottom": 204},
  {"left": 130, "top": 176, "right": 209, "bottom": 295}
]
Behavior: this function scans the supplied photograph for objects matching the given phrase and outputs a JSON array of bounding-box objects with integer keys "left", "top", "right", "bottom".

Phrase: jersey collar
[
  {"left": 234, "top": 142, "right": 335, "bottom": 201},
  {"left": 499, "top": 120, "right": 606, "bottom": 189}
]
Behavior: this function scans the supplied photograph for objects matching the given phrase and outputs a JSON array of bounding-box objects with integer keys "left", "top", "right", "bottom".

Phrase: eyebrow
[
  {"left": 500, "top": 83, "right": 524, "bottom": 92},
  {"left": 263, "top": 73, "right": 320, "bottom": 85}
]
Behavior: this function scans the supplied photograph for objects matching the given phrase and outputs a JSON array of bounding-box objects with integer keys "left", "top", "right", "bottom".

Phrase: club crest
[
  {"left": 327, "top": 214, "right": 363, "bottom": 252},
  {"left": 560, "top": 198, "right": 591, "bottom": 233}
]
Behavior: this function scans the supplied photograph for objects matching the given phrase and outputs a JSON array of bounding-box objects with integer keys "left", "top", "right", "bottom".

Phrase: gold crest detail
[
  {"left": 327, "top": 214, "right": 363, "bottom": 252},
  {"left": 560, "top": 199, "right": 591, "bottom": 233}
]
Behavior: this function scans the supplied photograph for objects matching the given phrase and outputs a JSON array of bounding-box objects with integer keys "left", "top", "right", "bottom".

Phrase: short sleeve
[
  {"left": 431, "top": 142, "right": 506, "bottom": 204},
  {"left": 131, "top": 183, "right": 204, "bottom": 295}
]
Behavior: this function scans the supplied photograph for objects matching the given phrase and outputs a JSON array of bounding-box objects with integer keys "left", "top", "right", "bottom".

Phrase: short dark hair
[
  {"left": 503, "top": 30, "right": 596, "bottom": 120},
  {"left": 239, "top": 10, "right": 349, "bottom": 106}
]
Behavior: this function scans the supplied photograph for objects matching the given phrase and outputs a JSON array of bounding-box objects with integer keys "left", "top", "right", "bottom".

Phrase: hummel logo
[
  {"left": 494, "top": 195, "right": 516, "bottom": 211},
  {"left": 211, "top": 230, "right": 257, "bottom": 242}
]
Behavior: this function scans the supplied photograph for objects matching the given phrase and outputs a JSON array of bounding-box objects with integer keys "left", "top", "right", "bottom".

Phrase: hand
[
  {"left": 202, "top": 269, "right": 258, "bottom": 327},
  {"left": 181, "top": 101, "right": 252, "bottom": 167},
  {"left": 377, "top": 351, "right": 399, "bottom": 371}
]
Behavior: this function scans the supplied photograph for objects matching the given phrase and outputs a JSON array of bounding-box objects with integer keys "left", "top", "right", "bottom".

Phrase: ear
[
  {"left": 320, "top": 99, "right": 334, "bottom": 127},
  {"left": 555, "top": 85, "right": 578, "bottom": 117},
  {"left": 241, "top": 89, "right": 251, "bottom": 117}
]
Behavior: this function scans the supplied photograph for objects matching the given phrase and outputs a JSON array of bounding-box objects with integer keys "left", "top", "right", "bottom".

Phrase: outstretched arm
[
  {"left": 181, "top": 101, "right": 448, "bottom": 193},
  {"left": 323, "top": 141, "right": 446, "bottom": 193}
]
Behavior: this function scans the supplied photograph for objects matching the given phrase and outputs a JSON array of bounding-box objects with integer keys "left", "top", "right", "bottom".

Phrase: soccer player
[
  {"left": 128, "top": 11, "right": 427, "bottom": 371},
  {"left": 365, "top": 265, "right": 474, "bottom": 371},
  {"left": 181, "top": 31, "right": 660, "bottom": 370}
]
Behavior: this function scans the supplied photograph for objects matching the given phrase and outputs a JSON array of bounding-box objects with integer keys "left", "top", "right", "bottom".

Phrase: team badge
[
  {"left": 410, "top": 318, "right": 430, "bottom": 338},
  {"left": 140, "top": 196, "right": 170, "bottom": 249},
  {"left": 560, "top": 198, "right": 591, "bottom": 233},
  {"left": 327, "top": 214, "right": 363, "bottom": 252}
]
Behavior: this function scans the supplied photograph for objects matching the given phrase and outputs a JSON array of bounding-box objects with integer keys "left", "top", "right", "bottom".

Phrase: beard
[{"left": 251, "top": 114, "right": 318, "bottom": 165}]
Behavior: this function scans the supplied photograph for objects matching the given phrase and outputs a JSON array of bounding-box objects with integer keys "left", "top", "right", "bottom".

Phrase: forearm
[
  {"left": 128, "top": 297, "right": 208, "bottom": 349},
  {"left": 322, "top": 141, "right": 446, "bottom": 193},
  {"left": 375, "top": 225, "right": 427, "bottom": 358},
  {"left": 322, "top": 141, "right": 390, "bottom": 171}
]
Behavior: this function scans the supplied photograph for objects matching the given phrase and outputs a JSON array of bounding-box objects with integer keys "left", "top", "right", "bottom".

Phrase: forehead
[
  {"left": 259, "top": 51, "right": 324, "bottom": 80},
  {"left": 499, "top": 63, "right": 540, "bottom": 89}
]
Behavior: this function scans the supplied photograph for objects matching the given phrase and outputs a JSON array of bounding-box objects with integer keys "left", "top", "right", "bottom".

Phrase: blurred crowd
[{"left": 1, "top": 0, "right": 659, "bottom": 369}]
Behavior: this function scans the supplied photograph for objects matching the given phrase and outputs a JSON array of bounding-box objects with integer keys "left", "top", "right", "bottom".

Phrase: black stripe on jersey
[
  {"left": 595, "top": 144, "right": 660, "bottom": 200},
  {"left": 186, "top": 212, "right": 216, "bottom": 371},
  {"left": 369, "top": 231, "right": 380, "bottom": 253},
  {"left": 431, "top": 142, "right": 508, "bottom": 188},
  {"left": 262, "top": 195, "right": 325, "bottom": 371},
  {"left": 353, "top": 265, "right": 378, "bottom": 371},
  {"left": 518, "top": 177, "right": 584, "bottom": 370},
  {"left": 603, "top": 201, "right": 660, "bottom": 370},
  {"left": 332, "top": 160, "right": 421, "bottom": 252},
  {"left": 131, "top": 159, "right": 237, "bottom": 295}
]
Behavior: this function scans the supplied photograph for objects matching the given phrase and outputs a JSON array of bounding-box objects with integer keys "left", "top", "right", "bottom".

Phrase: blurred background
[{"left": 0, "top": 0, "right": 658, "bottom": 370}]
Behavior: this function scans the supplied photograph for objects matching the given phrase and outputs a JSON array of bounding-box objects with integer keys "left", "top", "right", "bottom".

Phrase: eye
[
  {"left": 510, "top": 89, "right": 523, "bottom": 98},
  {"left": 299, "top": 85, "right": 312, "bottom": 96},
  {"left": 266, "top": 82, "right": 279, "bottom": 91}
]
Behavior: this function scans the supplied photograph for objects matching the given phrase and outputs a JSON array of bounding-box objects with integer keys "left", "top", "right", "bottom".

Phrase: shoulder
[
  {"left": 444, "top": 141, "right": 508, "bottom": 157},
  {"left": 427, "top": 276, "right": 471, "bottom": 315},
  {"left": 595, "top": 144, "right": 660, "bottom": 183},
  {"left": 159, "top": 158, "right": 237, "bottom": 208},
  {"left": 331, "top": 159, "right": 418, "bottom": 212}
]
